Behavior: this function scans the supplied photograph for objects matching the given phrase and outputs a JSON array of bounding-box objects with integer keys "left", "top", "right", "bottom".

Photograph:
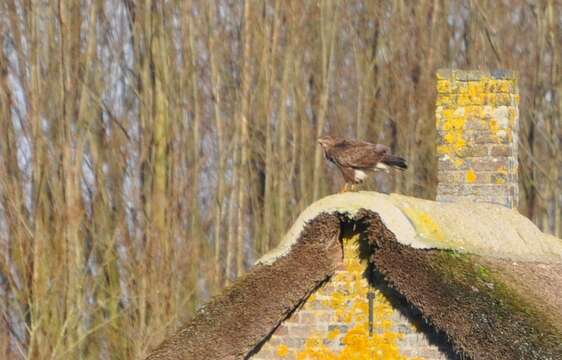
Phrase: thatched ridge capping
[{"left": 146, "top": 208, "right": 562, "bottom": 360}]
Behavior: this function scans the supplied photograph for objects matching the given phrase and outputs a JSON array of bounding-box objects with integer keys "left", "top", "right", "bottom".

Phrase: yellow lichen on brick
[
  {"left": 293, "top": 235, "right": 422, "bottom": 360},
  {"left": 436, "top": 96, "right": 450, "bottom": 107},
  {"left": 466, "top": 169, "right": 477, "bottom": 183},
  {"left": 436, "top": 144, "right": 449, "bottom": 155},
  {"left": 489, "top": 118, "right": 499, "bottom": 134},
  {"left": 277, "top": 344, "right": 290, "bottom": 358},
  {"left": 486, "top": 93, "right": 497, "bottom": 105},
  {"left": 437, "top": 80, "right": 451, "bottom": 93},
  {"left": 483, "top": 78, "right": 511, "bottom": 94},
  {"left": 457, "top": 93, "right": 471, "bottom": 106},
  {"left": 464, "top": 105, "right": 483, "bottom": 118},
  {"left": 494, "top": 168, "right": 508, "bottom": 185},
  {"left": 328, "top": 328, "right": 340, "bottom": 341},
  {"left": 496, "top": 80, "right": 512, "bottom": 93},
  {"left": 443, "top": 132, "right": 456, "bottom": 144},
  {"left": 297, "top": 335, "right": 338, "bottom": 360},
  {"left": 438, "top": 108, "right": 467, "bottom": 158},
  {"left": 495, "top": 177, "right": 506, "bottom": 185},
  {"left": 438, "top": 76, "right": 518, "bottom": 163},
  {"left": 330, "top": 292, "right": 346, "bottom": 308},
  {"left": 496, "top": 93, "right": 512, "bottom": 105},
  {"left": 468, "top": 81, "right": 484, "bottom": 98}
]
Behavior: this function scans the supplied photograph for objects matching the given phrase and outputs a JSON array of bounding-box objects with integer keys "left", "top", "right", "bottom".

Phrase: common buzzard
[{"left": 318, "top": 135, "right": 407, "bottom": 191}]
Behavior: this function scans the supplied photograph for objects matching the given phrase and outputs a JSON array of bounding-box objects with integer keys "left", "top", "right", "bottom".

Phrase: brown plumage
[{"left": 318, "top": 135, "right": 407, "bottom": 191}]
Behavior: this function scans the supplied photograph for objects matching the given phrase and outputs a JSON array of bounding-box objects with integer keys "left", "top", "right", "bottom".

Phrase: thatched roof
[{"left": 146, "top": 192, "right": 562, "bottom": 360}]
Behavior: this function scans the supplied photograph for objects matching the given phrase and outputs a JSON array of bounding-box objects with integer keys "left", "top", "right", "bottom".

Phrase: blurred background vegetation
[{"left": 0, "top": 0, "right": 560, "bottom": 358}]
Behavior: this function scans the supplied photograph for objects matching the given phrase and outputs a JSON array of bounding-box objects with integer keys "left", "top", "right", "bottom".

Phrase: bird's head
[{"left": 317, "top": 135, "right": 337, "bottom": 149}]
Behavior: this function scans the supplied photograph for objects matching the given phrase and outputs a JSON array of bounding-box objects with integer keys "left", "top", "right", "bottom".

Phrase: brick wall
[
  {"left": 435, "top": 69, "right": 519, "bottom": 208},
  {"left": 251, "top": 236, "right": 455, "bottom": 360}
]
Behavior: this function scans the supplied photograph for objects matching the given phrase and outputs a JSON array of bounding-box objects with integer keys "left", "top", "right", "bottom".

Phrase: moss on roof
[{"left": 360, "top": 210, "right": 562, "bottom": 359}]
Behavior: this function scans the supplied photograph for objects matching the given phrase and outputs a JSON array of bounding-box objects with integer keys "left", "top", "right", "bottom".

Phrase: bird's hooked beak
[{"left": 318, "top": 136, "right": 335, "bottom": 148}]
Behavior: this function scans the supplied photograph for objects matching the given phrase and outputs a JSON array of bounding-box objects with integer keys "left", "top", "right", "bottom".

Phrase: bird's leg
[
  {"left": 340, "top": 183, "right": 349, "bottom": 193},
  {"left": 350, "top": 184, "right": 356, "bottom": 192}
]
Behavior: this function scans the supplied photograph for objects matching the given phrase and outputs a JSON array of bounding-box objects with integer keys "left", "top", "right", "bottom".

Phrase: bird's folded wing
[{"left": 333, "top": 142, "right": 386, "bottom": 169}]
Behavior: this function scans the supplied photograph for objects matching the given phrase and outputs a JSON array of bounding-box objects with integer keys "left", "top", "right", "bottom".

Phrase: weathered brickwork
[
  {"left": 435, "top": 69, "right": 519, "bottom": 208},
  {"left": 252, "top": 236, "right": 454, "bottom": 360}
]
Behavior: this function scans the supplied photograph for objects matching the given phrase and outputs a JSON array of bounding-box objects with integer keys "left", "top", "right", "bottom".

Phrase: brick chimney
[{"left": 435, "top": 69, "right": 519, "bottom": 208}]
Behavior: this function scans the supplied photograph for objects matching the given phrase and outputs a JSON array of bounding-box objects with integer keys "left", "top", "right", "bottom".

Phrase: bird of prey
[{"left": 318, "top": 135, "right": 407, "bottom": 192}]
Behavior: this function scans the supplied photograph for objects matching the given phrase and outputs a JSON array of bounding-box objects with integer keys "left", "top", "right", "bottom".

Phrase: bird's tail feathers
[{"left": 382, "top": 155, "right": 408, "bottom": 170}]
